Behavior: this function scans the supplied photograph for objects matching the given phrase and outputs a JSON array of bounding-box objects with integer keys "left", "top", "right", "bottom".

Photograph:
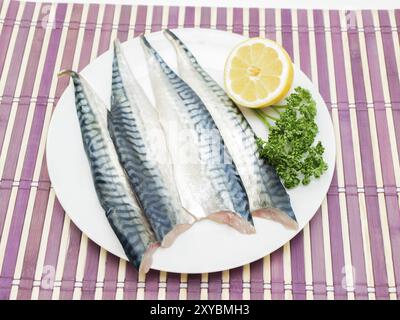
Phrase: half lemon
[{"left": 224, "top": 38, "right": 294, "bottom": 108}]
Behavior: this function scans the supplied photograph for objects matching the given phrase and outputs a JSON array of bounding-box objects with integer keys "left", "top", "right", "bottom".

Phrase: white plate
[{"left": 46, "top": 29, "right": 335, "bottom": 274}]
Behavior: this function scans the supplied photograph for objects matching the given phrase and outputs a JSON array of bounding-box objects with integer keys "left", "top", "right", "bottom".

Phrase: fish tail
[
  {"left": 138, "top": 242, "right": 160, "bottom": 274},
  {"left": 203, "top": 211, "right": 256, "bottom": 234},
  {"left": 160, "top": 223, "right": 193, "bottom": 248},
  {"left": 252, "top": 208, "right": 298, "bottom": 230},
  {"left": 58, "top": 69, "right": 77, "bottom": 78},
  {"left": 163, "top": 29, "right": 196, "bottom": 61}
]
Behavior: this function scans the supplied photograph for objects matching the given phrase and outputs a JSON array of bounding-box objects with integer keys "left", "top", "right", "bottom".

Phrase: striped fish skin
[
  {"left": 63, "top": 70, "right": 159, "bottom": 273},
  {"left": 164, "top": 29, "right": 297, "bottom": 229},
  {"left": 140, "top": 36, "right": 255, "bottom": 234},
  {"left": 108, "top": 40, "right": 195, "bottom": 247}
]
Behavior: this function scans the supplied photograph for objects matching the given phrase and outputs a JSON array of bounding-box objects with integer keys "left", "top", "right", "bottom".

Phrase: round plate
[{"left": 46, "top": 29, "right": 335, "bottom": 274}]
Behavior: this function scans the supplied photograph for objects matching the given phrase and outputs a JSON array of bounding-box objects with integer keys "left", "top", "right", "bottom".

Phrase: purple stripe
[
  {"left": 167, "top": 6, "right": 179, "bottom": 29},
  {"left": 313, "top": 10, "right": 348, "bottom": 300},
  {"left": 270, "top": 249, "right": 284, "bottom": 299},
  {"left": 229, "top": 266, "right": 243, "bottom": 299},
  {"left": 97, "top": 5, "right": 115, "bottom": 55},
  {"left": 309, "top": 209, "right": 327, "bottom": 299},
  {"left": 249, "top": 8, "right": 259, "bottom": 37},
  {"left": 102, "top": 254, "right": 119, "bottom": 299},
  {"left": 250, "top": 260, "right": 264, "bottom": 300},
  {"left": 200, "top": 7, "right": 211, "bottom": 28},
  {"left": 123, "top": 264, "right": 137, "bottom": 299},
  {"left": 134, "top": 5, "right": 146, "bottom": 36},
  {"left": 362, "top": 10, "right": 400, "bottom": 297},
  {"left": 326, "top": 11, "right": 369, "bottom": 299},
  {"left": 144, "top": 270, "right": 159, "bottom": 299},
  {"left": 0, "top": 3, "right": 67, "bottom": 300},
  {"left": 166, "top": 272, "right": 180, "bottom": 299},
  {"left": 216, "top": 7, "right": 227, "bottom": 31},
  {"left": 151, "top": 5, "right": 162, "bottom": 32},
  {"left": 208, "top": 272, "right": 221, "bottom": 299},
  {"left": 187, "top": 274, "right": 201, "bottom": 300},
  {"left": 184, "top": 6, "right": 194, "bottom": 28},
  {"left": 232, "top": 8, "right": 243, "bottom": 34},
  {"left": 0, "top": 188, "right": 12, "bottom": 248},
  {"left": 339, "top": 9, "right": 389, "bottom": 299},
  {"left": 117, "top": 5, "right": 131, "bottom": 39}
]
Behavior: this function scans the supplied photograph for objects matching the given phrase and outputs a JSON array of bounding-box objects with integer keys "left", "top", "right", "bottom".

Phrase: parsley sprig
[{"left": 255, "top": 87, "right": 328, "bottom": 189}]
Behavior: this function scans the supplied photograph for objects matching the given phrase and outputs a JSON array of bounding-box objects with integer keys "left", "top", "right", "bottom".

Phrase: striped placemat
[{"left": 0, "top": 0, "right": 399, "bottom": 300}]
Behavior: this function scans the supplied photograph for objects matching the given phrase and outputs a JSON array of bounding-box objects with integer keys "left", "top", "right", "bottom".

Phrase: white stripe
[
  {"left": 127, "top": 5, "right": 137, "bottom": 39},
  {"left": 226, "top": 7, "right": 233, "bottom": 32},
  {"left": 194, "top": 6, "right": 200, "bottom": 27},
  {"left": 179, "top": 273, "right": 187, "bottom": 300},
  {"left": 242, "top": 264, "right": 250, "bottom": 300},
  {"left": 144, "top": 5, "right": 153, "bottom": 34},
  {"left": 161, "top": 5, "right": 169, "bottom": 30},
  {"left": 178, "top": 6, "right": 185, "bottom": 28},
  {"left": 263, "top": 255, "right": 271, "bottom": 299},
  {"left": 221, "top": 270, "right": 229, "bottom": 299},
  {"left": 157, "top": 271, "right": 167, "bottom": 299},
  {"left": 115, "top": 259, "right": 126, "bottom": 300},
  {"left": 242, "top": 7, "right": 249, "bottom": 37},
  {"left": 210, "top": 7, "right": 217, "bottom": 29}
]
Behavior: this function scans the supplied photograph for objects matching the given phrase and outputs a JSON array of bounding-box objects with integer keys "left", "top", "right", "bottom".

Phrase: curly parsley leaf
[{"left": 255, "top": 87, "right": 328, "bottom": 189}]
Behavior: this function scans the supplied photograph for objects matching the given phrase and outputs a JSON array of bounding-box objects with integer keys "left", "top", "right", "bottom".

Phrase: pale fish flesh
[
  {"left": 107, "top": 40, "right": 196, "bottom": 247},
  {"left": 140, "top": 35, "right": 255, "bottom": 234},
  {"left": 164, "top": 29, "right": 297, "bottom": 229},
  {"left": 61, "top": 70, "right": 159, "bottom": 273}
]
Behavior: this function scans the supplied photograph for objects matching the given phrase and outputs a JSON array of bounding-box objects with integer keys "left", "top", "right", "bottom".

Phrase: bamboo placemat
[{"left": 0, "top": 0, "right": 399, "bottom": 300}]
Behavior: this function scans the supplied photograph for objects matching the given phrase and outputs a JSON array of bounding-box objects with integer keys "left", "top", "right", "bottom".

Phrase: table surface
[{"left": 0, "top": 0, "right": 399, "bottom": 300}]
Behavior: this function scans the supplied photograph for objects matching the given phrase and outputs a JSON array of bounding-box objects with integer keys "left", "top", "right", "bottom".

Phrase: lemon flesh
[{"left": 224, "top": 38, "right": 294, "bottom": 108}]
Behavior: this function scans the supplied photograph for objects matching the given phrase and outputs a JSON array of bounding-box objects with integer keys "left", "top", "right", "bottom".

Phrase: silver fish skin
[
  {"left": 107, "top": 40, "right": 195, "bottom": 247},
  {"left": 164, "top": 29, "right": 297, "bottom": 229},
  {"left": 140, "top": 36, "right": 255, "bottom": 234},
  {"left": 62, "top": 70, "right": 159, "bottom": 273}
]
